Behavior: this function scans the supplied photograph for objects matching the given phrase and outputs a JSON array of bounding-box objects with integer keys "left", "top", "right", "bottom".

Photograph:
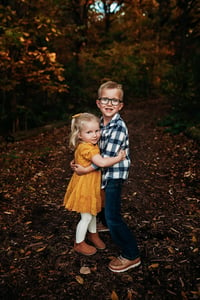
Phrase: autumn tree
[
  {"left": 0, "top": 0, "right": 199, "bottom": 135},
  {"left": 0, "top": 1, "right": 68, "bottom": 133}
]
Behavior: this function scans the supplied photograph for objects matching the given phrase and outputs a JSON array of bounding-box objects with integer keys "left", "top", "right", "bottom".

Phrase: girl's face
[
  {"left": 78, "top": 120, "right": 101, "bottom": 145},
  {"left": 96, "top": 88, "right": 124, "bottom": 125}
]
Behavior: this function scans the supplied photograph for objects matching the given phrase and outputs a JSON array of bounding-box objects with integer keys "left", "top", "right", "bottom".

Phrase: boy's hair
[
  {"left": 69, "top": 112, "right": 99, "bottom": 150},
  {"left": 98, "top": 81, "right": 124, "bottom": 100}
]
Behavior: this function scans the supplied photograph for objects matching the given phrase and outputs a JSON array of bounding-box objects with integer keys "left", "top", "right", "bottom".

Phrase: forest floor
[{"left": 0, "top": 97, "right": 199, "bottom": 300}]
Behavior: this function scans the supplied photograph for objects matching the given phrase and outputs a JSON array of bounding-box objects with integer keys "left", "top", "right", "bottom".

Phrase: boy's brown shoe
[
  {"left": 87, "top": 232, "right": 106, "bottom": 250},
  {"left": 74, "top": 241, "right": 97, "bottom": 256},
  {"left": 97, "top": 222, "right": 109, "bottom": 232},
  {"left": 109, "top": 255, "right": 141, "bottom": 273}
]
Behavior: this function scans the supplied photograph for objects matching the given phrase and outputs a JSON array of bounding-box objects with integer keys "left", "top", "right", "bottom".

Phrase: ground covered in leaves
[{"left": 0, "top": 98, "right": 199, "bottom": 300}]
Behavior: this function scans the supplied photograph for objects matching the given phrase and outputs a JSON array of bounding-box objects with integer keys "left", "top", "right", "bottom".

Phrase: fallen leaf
[
  {"left": 4, "top": 210, "right": 14, "bottom": 215},
  {"left": 167, "top": 246, "right": 174, "bottom": 254},
  {"left": 28, "top": 186, "right": 36, "bottom": 191},
  {"left": 191, "top": 291, "right": 200, "bottom": 296},
  {"left": 111, "top": 290, "right": 119, "bottom": 300},
  {"left": 181, "top": 290, "right": 187, "bottom": 300},
  {"left": 75, "top": 275, "right": 84, "bottom": 284},
  {"left": 80, "top": 266, "right": 91, "bottom": 274},
  {"left": 165, "top": 265, "right": 173, "bottom": 270},
  {"left": 191, "top": 235, "right": 197, "bottom": 243},
  {"left": 127, "top": 289, "right": 133, "bottom": 299},
  {"left": 121, "top": 274, "right": 133, "bottom": 282},
  {"left": 90, "top": 265, "right": 97, "bottom": 272},
  {"left": 25, "top": 221, "right": 32, "bottom": 225},
  {"left": 36, "top": 245, "right": 47, "bottom": 252},
  {"left": 148, "top": 263, "right": 159, "bottom": 269},
  {"left": 32, "top": 235, "right": 44, "bottom": 240},
  {"left": 47, "top": 234, "right": 54, "bottom": 239}
]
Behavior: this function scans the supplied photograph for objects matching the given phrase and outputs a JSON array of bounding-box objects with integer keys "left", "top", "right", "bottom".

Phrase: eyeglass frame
[{"left": 98, "top": 97, "right": 123, "bottom": 106}]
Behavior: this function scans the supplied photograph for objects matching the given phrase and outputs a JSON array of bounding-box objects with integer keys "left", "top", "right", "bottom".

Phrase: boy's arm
[
  {"left": 70, "top": 148, "right": 125, "bottom": 175},
  {"left": 91, "top": 149, "right": 125, "bottom": 168},
  {"left": 72, "top": 163, "right": 95, "bottom": 175}
]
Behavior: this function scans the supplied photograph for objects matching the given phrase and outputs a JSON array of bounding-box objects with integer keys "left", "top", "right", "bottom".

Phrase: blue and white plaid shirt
[{"left": 98, "top": 113, "right": 131, "bottom": 188}]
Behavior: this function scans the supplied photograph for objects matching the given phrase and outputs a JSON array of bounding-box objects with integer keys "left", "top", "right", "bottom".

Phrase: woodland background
[
  {"left": 0, "top": 0, "right": 200, "bottom": 138},
  {"left": 0, "top": 1, "right": 200, "bottom": 299}
]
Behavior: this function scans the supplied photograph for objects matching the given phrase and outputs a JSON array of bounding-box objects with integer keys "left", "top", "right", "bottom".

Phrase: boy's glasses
[{"left": 98, "top": 97, "right": 123, "bottom": 106}]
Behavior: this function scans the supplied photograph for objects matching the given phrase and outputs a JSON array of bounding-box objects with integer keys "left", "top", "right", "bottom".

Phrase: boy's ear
[
  {"left": 96, "top": 99, "right": 100, "bottom": 107},
  {"left": 119, "top": 102, "right": 124, "bottom": 111}
]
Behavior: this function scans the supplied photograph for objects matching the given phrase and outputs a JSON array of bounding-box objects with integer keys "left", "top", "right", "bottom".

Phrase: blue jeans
[{"left": 104, "top": 179, "right": 140, "bottom": 260}]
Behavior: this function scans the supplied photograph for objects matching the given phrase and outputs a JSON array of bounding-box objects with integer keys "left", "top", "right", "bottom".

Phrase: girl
[{"left": 63, "top": 113, "right": 125, "bottom": 256}]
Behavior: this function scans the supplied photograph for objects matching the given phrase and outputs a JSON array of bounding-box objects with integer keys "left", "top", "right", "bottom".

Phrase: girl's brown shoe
[
  {"left": 87, "top": 232, "right": 106, "bottom": 250},
  {"left": 74, "top": 241, "right": 97, "bottom": 256}
]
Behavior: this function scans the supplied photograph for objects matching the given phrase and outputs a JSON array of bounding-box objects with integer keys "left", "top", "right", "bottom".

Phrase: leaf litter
[{"left": 0, "top": 98, "right": 199, "bottom": 299}]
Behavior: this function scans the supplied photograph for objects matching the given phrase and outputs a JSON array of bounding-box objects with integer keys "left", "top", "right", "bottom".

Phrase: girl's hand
[{"left": 117, "top": 149, "right": 126, "bottom": 161}]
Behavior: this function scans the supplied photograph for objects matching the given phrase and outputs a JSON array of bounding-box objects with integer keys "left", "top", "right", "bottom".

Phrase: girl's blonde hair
[{"left": 69, "top": 112, "right": 100, "bottom": 150}]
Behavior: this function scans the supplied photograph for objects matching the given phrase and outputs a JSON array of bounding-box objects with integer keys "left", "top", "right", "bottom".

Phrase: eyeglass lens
[{"left": 99, "top": 98, "right": 122, "bottom": 105}]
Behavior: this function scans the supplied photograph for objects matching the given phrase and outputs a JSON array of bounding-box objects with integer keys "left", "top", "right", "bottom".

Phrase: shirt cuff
[{"left": 91, "top": 163, "right": 100, "bottom": 170}]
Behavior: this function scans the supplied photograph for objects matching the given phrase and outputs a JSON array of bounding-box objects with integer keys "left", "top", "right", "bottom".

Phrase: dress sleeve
[{"left": 80, "top": 144, "right": 100, "bottom": 162}]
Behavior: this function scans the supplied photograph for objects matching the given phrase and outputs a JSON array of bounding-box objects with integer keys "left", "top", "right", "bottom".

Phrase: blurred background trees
[{"left": 0, "top": 0, "right": 199, "bottom": 136}]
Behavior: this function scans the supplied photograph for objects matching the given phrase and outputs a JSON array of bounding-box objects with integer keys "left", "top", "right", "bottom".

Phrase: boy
[{"left": 73, "top": 81, "right": 141, "bottom": 272}]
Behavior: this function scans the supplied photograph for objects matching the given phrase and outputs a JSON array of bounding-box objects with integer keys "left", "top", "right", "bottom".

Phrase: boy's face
[{"left": 96, "top": 88, "right": 124, "bottom": 122}]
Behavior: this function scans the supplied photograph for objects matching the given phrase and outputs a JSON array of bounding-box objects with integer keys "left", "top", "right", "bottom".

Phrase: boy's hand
[
  {"left": 73, "top": 164, "right": 88, "bottom": 175},
  {"left": 70, "top": 159, "right": 82, "bottom": 174},
  {"left": 70, "top": 159, "right": 95, "bottom": 175},
  {"left": 70, "top": 159, "right": 75, "bottom": 169}
]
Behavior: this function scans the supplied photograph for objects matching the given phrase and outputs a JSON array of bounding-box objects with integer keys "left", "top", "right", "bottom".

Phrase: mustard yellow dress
[{"left": 63, "top": 142, "right": 102, "bottom": 216}]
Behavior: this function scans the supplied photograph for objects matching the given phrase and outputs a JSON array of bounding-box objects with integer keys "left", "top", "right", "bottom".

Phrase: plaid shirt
[{"left": 98, "top": 113, "right": 131, "bottom": 188}]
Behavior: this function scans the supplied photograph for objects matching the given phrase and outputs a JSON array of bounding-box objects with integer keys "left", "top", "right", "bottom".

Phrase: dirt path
[{"left": 0, "top": 97, "right": 199, "bottom": 299}]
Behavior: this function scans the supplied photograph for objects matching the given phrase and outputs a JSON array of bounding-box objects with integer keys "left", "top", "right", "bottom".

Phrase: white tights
[{"left": 76, "top": 213, "right": 97, "bottom": 243}]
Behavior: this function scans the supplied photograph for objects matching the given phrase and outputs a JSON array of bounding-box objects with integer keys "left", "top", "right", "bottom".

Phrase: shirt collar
[{"left": 100, "top": 113, "right": 120, "bottom": 128}]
